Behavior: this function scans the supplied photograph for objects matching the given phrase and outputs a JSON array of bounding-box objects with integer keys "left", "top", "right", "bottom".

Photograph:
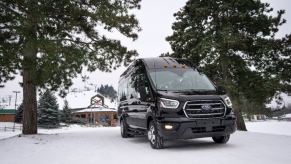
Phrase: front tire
[
  {"left": 147, "top": 121, "right": 164, "bottom": 149},
  {"left": 120, "top": 118, "right": 129, "bottom": 138},
  {"left": 212, "top": 134, "right": 230, "bottom": 144}
]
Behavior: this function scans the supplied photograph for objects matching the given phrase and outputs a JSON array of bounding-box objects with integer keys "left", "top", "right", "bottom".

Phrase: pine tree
[
  {"left": 97, "top": 84, "right": 117, "bottom": 102},
  {"left": 62, "top": 100, "right": 72, "bottom": 124},
  {"left": 0, "top": 0, "right": 141, "bottom": 134},
  {"left": 38, "top": 90, "right": 59, "bottom": 127},
  {"left": 165, "top": 0, "right": 291, "bottom": 130},
  {"left": 15, "top": 103, "right": 23, "bottom": 123}
]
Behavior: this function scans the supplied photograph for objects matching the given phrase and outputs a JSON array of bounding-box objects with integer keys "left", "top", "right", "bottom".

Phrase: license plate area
[{"left": 196, "top": 119, "right": 221, "bottom": 132}]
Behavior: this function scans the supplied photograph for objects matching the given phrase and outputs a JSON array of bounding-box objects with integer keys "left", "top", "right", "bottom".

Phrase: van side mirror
[{"left": 217, "top": 86, "right": 226, "bottom": 95}]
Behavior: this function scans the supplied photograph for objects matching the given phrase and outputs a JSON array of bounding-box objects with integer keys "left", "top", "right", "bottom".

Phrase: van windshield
[{"left": 149, "top": 68, "right": 216, "bottom": 91}]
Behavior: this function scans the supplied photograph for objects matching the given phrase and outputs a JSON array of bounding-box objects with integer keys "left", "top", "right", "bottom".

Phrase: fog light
[{"left": 165, "top": 124, "right": 173, "bottom": 130}]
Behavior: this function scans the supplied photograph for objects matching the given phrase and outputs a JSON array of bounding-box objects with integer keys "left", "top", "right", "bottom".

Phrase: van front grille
[{"left": 183, "top": 100, "right": 226, "bottom": 119}]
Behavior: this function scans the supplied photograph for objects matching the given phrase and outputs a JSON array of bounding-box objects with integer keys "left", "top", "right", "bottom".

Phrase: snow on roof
[
  {"left": 73, "top": 106, "right": 116, "bottom": 113},
  {"left": 57, "top": 89, "right": 117, "bottom": 109}
]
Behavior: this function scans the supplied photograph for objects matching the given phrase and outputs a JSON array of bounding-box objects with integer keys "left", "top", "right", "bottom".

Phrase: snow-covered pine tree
[
  {"left": 62, "top": 100, "right": 72, "bottom": 124},
  {"left": 15, "top": 103, "right": 23, "bottom": 123},
  {"left": 38, "top": 90, "right": 59, "bottom": 127},
  {"left": 97, "top": 84, "right": 117, "bottom": 102},
  {"left": 165, "top": 0, "right": 291, "bottom": 130}
]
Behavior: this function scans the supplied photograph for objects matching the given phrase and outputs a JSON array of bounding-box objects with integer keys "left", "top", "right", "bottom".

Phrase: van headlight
[
  {"left": 224, "top": 97, "right": 232, "bottom": 108},
  {"left": 160, "top": 98, "right": 179, "bottom": 109}
]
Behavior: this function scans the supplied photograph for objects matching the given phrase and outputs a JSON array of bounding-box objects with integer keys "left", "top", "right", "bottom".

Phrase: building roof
[
  {"left": 73, "top": 106, "right": 116, "bottom": 113},
  {"left": 57, "top": 90, "right": 117, "bottom": 109},
  {"left": 0, "top": 109, "right": 17, "bottom": 114}
]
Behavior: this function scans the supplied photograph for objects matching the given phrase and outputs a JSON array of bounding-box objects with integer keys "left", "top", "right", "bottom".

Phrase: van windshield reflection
[{"left": 149, "top": 68, "right": 216, "bottom": 92}]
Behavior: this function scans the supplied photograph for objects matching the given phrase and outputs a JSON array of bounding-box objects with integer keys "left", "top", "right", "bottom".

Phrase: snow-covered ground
[
  {"left": 1, "top": 126, "right": 291, "bottom": 164},
  {"left": 1, "top": 121, "right": 291, "bottom": 164},
  {"left": 246, "top": 120, "right": 291, "bottom": 136},
  {"left": 0, "top": 122, "right": 21, "bottom": 139}
]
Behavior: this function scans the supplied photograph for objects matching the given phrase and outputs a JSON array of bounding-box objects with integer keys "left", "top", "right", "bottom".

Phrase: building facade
[
  {"left": 0, "top": 109, "right": 16, "bottom": 122},
  {"left": 72, "top": 108, "right": 117, "bottom": 126}
]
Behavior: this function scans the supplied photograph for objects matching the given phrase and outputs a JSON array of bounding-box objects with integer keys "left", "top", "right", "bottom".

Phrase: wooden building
[
  {"left": 60, "top": 91, "right": 118, "bottom": 126},
  {"left": 72, "top": 108, "right": 117, "bottom": 126},
  {"left": 0, "top": 109, "right": 16, "bottom": 122}
]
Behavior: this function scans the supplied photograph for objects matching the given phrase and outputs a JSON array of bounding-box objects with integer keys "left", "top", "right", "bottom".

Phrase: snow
[
  {"left": 0, "top": 94, "right": 22, "bottom": 110},
  {"left": 74, "top": 107, "right": 116, "bottom": 113},
  {"left": 267, "top": 92, "right": 291, "bottom": 110},
  {"left": 246, "top": 120, "right": 291, "bottom": 136},
  {"left": 1, "top": 121, "right": 291, "bottom": 164},
  {"left": 56, "top": 89, "right": 117, "bottom": 109},
  {"left": 0, "top": 122, "right": 22, "bottom": 140}
]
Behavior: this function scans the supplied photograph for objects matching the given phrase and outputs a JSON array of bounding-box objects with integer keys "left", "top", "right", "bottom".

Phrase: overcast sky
[{"left": 1, "top": 0, "right": 290, "bottom": 104}]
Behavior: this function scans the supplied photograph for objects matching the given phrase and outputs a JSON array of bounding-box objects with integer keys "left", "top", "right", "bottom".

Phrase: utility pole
[
  {"left": 8, "top": 95, "right": 12, "bottom": 106},
  {"left": 12, "top": 91, "right": 20, "bottom": 132},
  {"left": 13, "top": 91, "right": 20, "bottom": 110}
]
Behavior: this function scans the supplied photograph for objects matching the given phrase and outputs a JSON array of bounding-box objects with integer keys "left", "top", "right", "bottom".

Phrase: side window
[
  {"left": 128, "top": 61, "right": 153, "bottom": 102},
  {"left": 127, "top": 75, "right": 137, "bottom": 100},
  {"left": 118, "top": 78, "right": 127, "bottom": 102},
  {"left": 136, "top": 73, "right": 153, "bottom": 102}
]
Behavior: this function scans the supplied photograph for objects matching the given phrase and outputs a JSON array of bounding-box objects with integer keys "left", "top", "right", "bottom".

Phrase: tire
[
  {"left": 147, "top": 121, "right": 164, "bottom": 149},
  {"left": 120, "top": 118, "right": 129, "bottom": 138},
  {"left": 212, "top": 134, "right": 230, "bottom": 144}
]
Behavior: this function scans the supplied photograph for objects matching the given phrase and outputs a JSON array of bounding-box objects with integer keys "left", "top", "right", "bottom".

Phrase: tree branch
[{"left": 0, "top": 2, "right": 24, "bottom": 18}]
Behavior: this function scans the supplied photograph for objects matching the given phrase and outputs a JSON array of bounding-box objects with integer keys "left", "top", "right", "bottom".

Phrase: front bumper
[{"left": 157, "top": 115, "right": 236, "bottom": 140}]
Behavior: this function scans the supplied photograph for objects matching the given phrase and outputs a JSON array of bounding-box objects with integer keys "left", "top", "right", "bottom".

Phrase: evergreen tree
[
  {"left": 62, "top": 100, "right": 72, "bottom": 124},
  {"left": 0, "top": 0, "right": 141, "bottom": 134},
  {"left": 165, "top": 0, "right": 291, "bottom": 130},
  {"left": 38, "top": 90, "right": 59, "bottom": 127},
  {"left": 15, "top": 103, "right": 23, "bottom": 123},
  {"left": 97, "top": 84, "right": 117, "bottom": 102}
]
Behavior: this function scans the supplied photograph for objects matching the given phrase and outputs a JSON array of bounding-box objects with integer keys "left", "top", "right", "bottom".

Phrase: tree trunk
[
  {"left": 247, "top": 114, "right": 252, "bottom": 121},
  {"left": 234, "top": 107, "right": 247, "bottom": 131},
  {"left": 22, "top": 42, "right": 37, "bottom": 134},
  {"left": 22, "top": 68, "right": 37, "bottom": 134},
  {"left": 22, "top": 5, "right": 38, "bottom": 134}
]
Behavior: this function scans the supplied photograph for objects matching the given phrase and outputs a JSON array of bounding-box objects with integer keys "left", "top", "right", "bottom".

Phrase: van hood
[{"left": 157, "top": 90, "right": 224, "bottom": 102}]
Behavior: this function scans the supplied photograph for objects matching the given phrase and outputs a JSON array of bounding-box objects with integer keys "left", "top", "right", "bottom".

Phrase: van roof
[
  {"left": 142, "top": 57, "right": 195, "bottom": 69},
  {"left": 120, "top": 57, "right": 196, "bottom": 78}
]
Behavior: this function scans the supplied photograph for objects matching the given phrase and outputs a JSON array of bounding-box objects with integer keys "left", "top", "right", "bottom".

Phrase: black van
[{"left": 117, "top": 57, "right": 236, "bottom": 149}]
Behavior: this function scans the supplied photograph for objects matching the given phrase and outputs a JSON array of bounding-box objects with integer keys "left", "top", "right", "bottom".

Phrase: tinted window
[
  {"left": 128, "top": 61, "right": 153, "bottom": 102},
  {"left": 149, "top": 68, "right": 216, "bottom": 91},
  {"left": 118, "top": 77, "right": 127, "bottom": 101}
]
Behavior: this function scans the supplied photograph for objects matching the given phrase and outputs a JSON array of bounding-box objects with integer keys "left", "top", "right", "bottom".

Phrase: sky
[{"left": 0, "top": 0, "right": 291, "bottom": 107}]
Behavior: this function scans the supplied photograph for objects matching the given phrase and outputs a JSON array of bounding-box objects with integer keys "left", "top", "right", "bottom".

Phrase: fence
[{"left": 0, "top": 124, "right": 22, "bottom": 132}]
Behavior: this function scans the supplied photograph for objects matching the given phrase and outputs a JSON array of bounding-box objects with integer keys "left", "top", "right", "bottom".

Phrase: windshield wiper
[
  {"left": 157, "top": 89, "right": 181, "bottom": 93},
  {"left": 157, "top": 89, "right": 169, "bottom": 92},
  {"left": 175, "top": 89, "right": 216, "bottom": 94}
]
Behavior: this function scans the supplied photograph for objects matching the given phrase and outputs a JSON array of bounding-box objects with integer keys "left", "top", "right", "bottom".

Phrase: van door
[{"left": 127, "top": 62, "right": 153, "bottom": 129}]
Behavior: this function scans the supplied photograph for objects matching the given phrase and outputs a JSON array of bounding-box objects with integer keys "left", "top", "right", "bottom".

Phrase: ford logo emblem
[{"left": 201, "top": 105, "right": 212, "bottom": 111}]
